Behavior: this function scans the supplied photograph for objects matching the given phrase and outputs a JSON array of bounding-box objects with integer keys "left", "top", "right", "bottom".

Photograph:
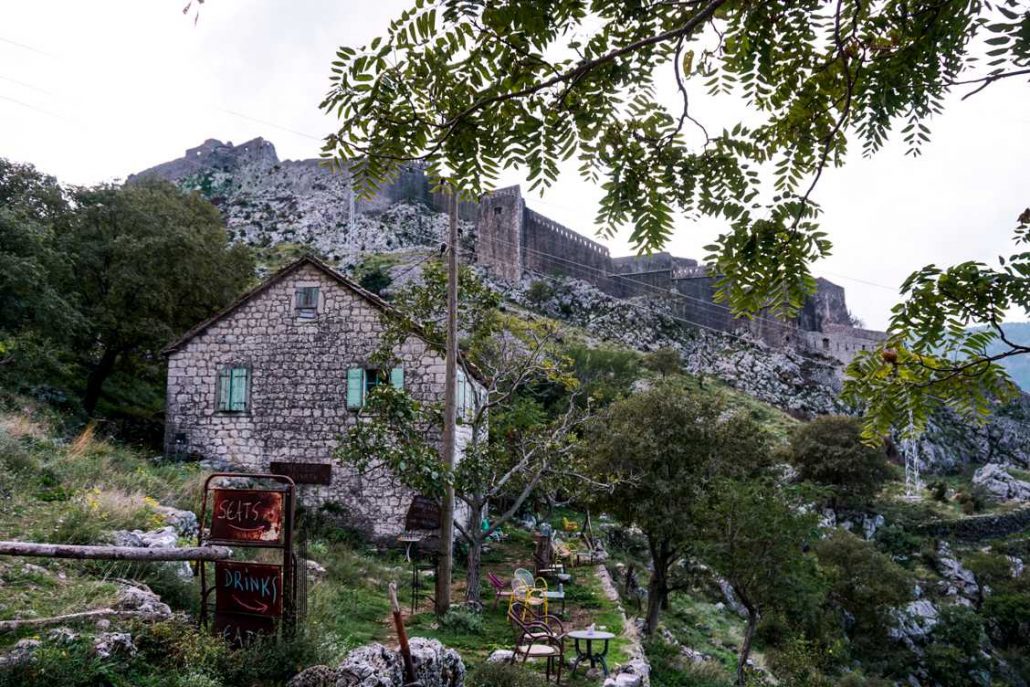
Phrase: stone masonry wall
[{"left": 165, "top": 262, "right": 475, "bottom": 541}]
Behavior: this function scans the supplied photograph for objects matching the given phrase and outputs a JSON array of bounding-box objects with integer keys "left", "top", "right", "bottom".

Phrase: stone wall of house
[{"left": 164, "top": 261, "right": 476, "bottom": 541}]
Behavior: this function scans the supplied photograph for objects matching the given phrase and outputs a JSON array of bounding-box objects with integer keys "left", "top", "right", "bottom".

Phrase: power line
[
  {"left": 0, "top": 35, "right": 58, "bottom": 58},
  {"left": 0, "top": 94, "right": 67, "bottom": 121},
  {"left": 0, "top": 73, "right": 55, "bottom": 95}
]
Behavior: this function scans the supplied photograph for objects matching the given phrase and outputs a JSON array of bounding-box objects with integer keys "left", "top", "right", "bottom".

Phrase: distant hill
[{"left": 990, "top": 322, "right": 1030, "bottom": 390}]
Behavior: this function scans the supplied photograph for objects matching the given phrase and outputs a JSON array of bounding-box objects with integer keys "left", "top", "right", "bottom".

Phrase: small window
[
  {"left": 493, "top": 206, "right": 503, "bottom": 216},
  {"left": 822, "top": 337, "right": 830, "bottom": 350},
  {"left": 217, "top": 366, "right": 250, "bottom": 412},
  {"left": 347, "top": 367, "right": 404, "bottom": 409},
  {"left": 295, "top": 286, "right": 319, "bottom": 319}
]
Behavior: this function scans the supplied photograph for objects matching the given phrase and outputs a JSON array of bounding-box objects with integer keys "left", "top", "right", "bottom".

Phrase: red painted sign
[
  {"left": 215, "top": 561, "right": 284, "bottom": 618},
  {"left": 209, "top": 489, "right": 284, "bottom": 544},
  {"left": 213, "top": 612, "right": 277, "bottom": 646}
]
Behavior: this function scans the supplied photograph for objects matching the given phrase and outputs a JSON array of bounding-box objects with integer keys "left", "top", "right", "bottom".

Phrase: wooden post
[
  {"left": 390, "top": 582, "right": 418, "bottom": 683},
  {"left": 0, "top": 541, "right": 233, "bottom": 561},
  {"left": 436, "top": 188, "right": 459, "bottom": 616}
]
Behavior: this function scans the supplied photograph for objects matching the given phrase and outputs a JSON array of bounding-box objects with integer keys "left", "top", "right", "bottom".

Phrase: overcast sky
[{"left": 2, "top": 1, "right": 1028, "bottom": 330}]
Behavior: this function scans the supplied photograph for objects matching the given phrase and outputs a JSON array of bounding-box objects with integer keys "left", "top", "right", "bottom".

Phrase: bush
[
  {"left": 925, "top": 605, "right": 989, "bottom": 687},
  {"left": 789, "top": 416, "right": 892, "bottom": 509},
  {"left": 467, "top": 662, "right": 551, "bottom": 687},
  {"left": 982, "top": 593, "right": 1030, "bottom": 648},
  {"left": 440, "top": 604, "right": 484, "bottom": 634},
  {"left": 812, "top": 530, "right": 912, "bottom": 658}
]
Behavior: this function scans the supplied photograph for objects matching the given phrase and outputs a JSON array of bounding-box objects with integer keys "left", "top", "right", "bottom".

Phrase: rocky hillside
[{"left": 130, "top": 138, "right": 1030, "bottom": 475}]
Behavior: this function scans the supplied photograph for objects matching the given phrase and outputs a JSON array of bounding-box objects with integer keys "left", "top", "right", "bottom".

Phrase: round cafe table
[{"left": 567, "top": 629, "right": 616, "bottom": 677}]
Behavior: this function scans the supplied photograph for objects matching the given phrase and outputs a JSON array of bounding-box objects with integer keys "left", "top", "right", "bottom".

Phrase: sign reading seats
[{"left": 209, "top": 489, "right": 284, "bottom": 544}]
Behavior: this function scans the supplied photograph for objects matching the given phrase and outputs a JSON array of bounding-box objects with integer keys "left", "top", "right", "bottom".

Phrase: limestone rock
[
  {"left": 973, "top": 464, "right": 1030, "bottom": 502},
  {"left": 46, "top": 627, "right": 79, "bottom": 645},
  {"left": 0, "top": 639, "right": 40, "bottom": 669},
  {"left": 304, "top": 559, "right": 328, "bottom": 583},
  {"left": 289, "top": 638, "right": 464, "bottom": 687},
  {"left": 157, "top": 506, "right": 199, "bottom": 537},
  {"left": 935, "top": 542, "right": 979, "bottom": 601},
  {"left": 115, "top": 584, "right": 172, "bottom": 620},
  {"left": 92, "top": 632, "right": 136, "bottom": 659},
  {"left": 890, "top": 599, "right": 939, "bottom": 646}
]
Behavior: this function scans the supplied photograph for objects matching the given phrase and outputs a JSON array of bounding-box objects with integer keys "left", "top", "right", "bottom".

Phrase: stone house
[{"left": 163, "top": 255, "right": 484, "bottom": 541}]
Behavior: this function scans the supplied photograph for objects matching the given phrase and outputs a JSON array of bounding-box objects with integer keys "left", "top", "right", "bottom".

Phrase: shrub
[
  {"left": 440, "top": 604, "right": 484, "bottom": 634},
  {"left": 928, "top": 479, "right": 948, "bottom": 502},
  {"left": 466, "top": 661, "right": 552, "bottom": 687},
  {"left": 789, "top": 416, "right": 892, "bottom": 509},
  {"left": 983, "top": 593, "right": 1030, "bottom": 648},
  {"left": 812, "top": 530, "right": 912, "bottom": 658},
  {"left": 925, "top": 605, "right": 989, "bottom": 686},
  {"left": 524, "top": 280, "right": 554, "bottom": 306}
]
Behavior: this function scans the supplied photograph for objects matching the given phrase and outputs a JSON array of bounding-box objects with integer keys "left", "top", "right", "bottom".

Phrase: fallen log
[
  {"left": 0, "top": 541, "right": 232, "bottom": 561},
  {"left": 0, "top": 609, "right": 165, "bottom": 633}
]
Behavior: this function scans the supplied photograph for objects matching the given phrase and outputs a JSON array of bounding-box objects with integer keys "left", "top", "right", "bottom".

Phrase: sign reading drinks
[
  {"left": 215, "top": 561, "right": 284, "bottom": 618},
  {"left": 209, "top": 489, "right": 284, "bottom": 544},
  {"left": 269, "top": 461, "right": 332, "bottom": 485}
]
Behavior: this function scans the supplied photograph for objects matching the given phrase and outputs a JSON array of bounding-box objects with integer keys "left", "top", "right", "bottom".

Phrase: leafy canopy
[
  {"left": 844, "top": 211, "right": 1030, "bottom": 439},
  {"left": 789, "top": 415, "right": 893, "bottom": 508},
  {"left": 322, "top": 0, "right": 1030, "bottom": 319}
]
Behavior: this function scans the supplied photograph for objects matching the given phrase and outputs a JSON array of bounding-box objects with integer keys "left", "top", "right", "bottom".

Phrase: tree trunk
[
  {"left": 464, "top": 501, "right": 485, "bottom": 608},
  {"left": 736, "top": 604, "right": 759, "bottom": 686},
  {"left": 435, "top": 190, "right": 460, "bottom": 617},
  {"left": 465, "top": 535, "right": 483, "bottom": 608},
  {"left": 643, "top": 536, "right": 671, "bottom": 635},
  {"left": 83, "top": 345, "right": 119, "bottom": 416}
]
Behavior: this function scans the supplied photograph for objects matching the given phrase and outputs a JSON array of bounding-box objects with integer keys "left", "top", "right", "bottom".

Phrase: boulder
[
  {"left": 304, "top": 559, "right": 328, "bottom": 583},
  {"left": 973, "top": 464, "right": 1030, "bottom": 502},
  {"left": 46, "top": 627, "right": 79, "bottom": 645},
  {"left": 156, "top": 506, "right": 199, "bottom": 537},
  {"left": 92, "top": 632, "right": 136, "bottom": 659},
  {"left": 289, "top": 638, "right": 464, "bottom": 687},
  {"left": 935, "top": 542, "right": 979, "bottom": 601},
  {"left": 890, "top": 599, "right": 939, "bottom": 647},
  {"left": 116, "top": 583, "right": 172, "bottom": 620},
  {"left": 0, "top": 639, "right": 40, "bottom": 669}
]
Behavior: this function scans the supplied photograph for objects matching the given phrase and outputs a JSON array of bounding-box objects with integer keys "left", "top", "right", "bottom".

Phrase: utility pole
[{"left": 435, "top": 187, "right": 459, "bottom": 616}]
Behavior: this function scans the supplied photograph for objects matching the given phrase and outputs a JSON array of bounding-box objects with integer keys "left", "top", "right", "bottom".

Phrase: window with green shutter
[
  {"left": 217, "top": 366, "right": 250, "bottom": 413},
  {"left": 347, "top": 366, "right": 404, "bottom": 410},
  {"left": 346, "top": 368, "right": 365, "bottom": 409}
]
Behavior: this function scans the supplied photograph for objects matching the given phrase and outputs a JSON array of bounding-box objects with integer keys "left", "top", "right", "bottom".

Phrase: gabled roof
[{"left": 162, "top": 254, "right": 486, "bottom": 384}]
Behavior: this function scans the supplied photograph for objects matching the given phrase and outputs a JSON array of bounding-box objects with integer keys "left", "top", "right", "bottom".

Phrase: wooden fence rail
[{"left": 0, "top": 541, "right": 233, "bottom": 561}]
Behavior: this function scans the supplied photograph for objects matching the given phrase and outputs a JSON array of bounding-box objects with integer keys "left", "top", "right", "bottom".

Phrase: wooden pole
[
  {"left": 389, "top": 582, "right": 418, "bottom": 683},
  {"left": 0, "top": 541, "right": 233, "bottom": 561},
  {"left": 435, "top": 188, "right": 459, "bottom": 616}
]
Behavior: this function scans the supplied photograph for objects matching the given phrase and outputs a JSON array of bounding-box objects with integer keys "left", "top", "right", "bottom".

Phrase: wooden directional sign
[
  {"left": 210, "top": 489, "right": 284, "bottom": 544},
  {"left": 405, "top": 495, "right": 442, "bottom": 531},
  {"left": 269, "top": 461, "right": 332, "bottom": 485},
  {"left": 215, "top": 561, "right": 284, "bottom": 618}
]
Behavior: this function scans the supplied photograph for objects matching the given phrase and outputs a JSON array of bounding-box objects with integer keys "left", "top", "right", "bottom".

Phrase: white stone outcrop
[
  {"left": 973, "top": 464, "right": 1030, "bottom": 502},
  {"left": 288, "top": 638, "right": 465, "bottom": 687}
]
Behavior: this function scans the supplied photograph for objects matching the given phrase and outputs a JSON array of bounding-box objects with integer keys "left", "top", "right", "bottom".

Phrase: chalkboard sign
[
  {"left": 269, "top": 461, "right": 332, "bottom": 485},
  {"left": 215, "top": 561, "right": 284, "bottom": 617},
  {"left": 209, "top": 489, "right": 284, "bottom": 544},
  {"left": 213, "top": 612, "right": 277, "bottom": 646},
  {"left": 405, "top": 495, "right": 442, "bottom": 530}
]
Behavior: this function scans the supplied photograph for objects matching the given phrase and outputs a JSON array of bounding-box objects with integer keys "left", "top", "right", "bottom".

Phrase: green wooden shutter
[
  {"left": 346, "top": 368, "right": 365, "bottom": 409},
  {"left": 230, "top": 367, "right": 249, "bottom": 411},
  {"left": 390, "top": 367, "right": 404, "bottom": 390},
  {"left": 456, "top": 369, "right": 467, "bottom": 416},
  {"left": 217, "top": 368, "right": 231, "bottom": 411}
]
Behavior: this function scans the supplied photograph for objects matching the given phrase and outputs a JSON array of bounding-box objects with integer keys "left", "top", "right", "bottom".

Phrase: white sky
[{"left": 2, "top": 1, "right": 1028, "bottom": 330}]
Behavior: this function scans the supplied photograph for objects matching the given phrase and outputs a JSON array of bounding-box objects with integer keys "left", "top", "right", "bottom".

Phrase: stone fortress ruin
[{"left": 132, "top": 137, "right": 886, "bottom": 367}]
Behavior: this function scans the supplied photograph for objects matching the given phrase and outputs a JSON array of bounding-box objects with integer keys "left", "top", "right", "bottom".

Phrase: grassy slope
[{"left": 0, "top": 401, "right": 631, "bottom": 686}]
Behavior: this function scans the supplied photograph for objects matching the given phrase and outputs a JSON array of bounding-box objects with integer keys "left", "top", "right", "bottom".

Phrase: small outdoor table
[{"left": 568, "top": 629, "right": 616, "bottom": 677}]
